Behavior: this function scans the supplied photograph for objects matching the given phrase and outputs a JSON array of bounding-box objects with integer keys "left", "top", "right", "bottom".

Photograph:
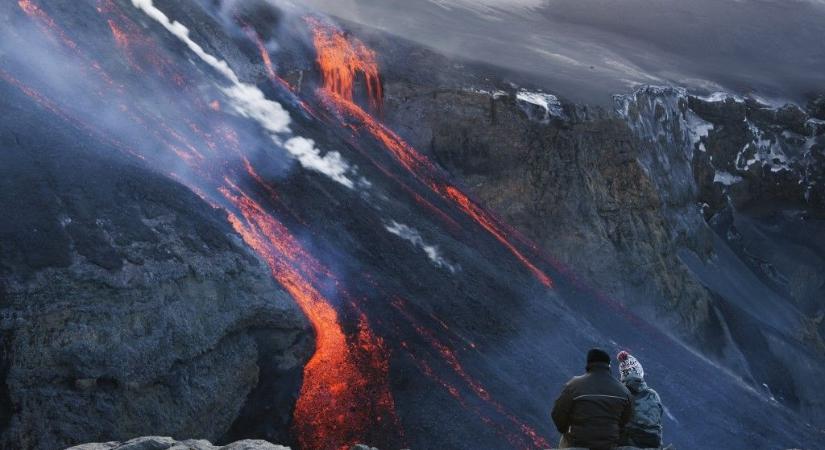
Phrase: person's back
[
  {"left": 552, "top": 348, "right": 632, "bottom": 450},
  {"left": 617, "top": 351, "right": 663, "bottom": 449}
]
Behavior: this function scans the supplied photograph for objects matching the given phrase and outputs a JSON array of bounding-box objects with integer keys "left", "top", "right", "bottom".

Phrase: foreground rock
[
  {"left": 375, "top": 54, "right": 825, "bottom": 424},
  {"left": 66, "top": 436, "right": 290, "bottom": 450},
  {"left": 0, "top": 89, "right": 314, "bottom": 449}
]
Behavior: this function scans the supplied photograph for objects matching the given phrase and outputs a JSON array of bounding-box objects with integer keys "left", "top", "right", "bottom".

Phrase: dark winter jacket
[
  {"left": 621, "top": 377, "right": 663, "bottom": 448},
  {"left": 551, "top": 362, "right": 633, "bottom": 449}
]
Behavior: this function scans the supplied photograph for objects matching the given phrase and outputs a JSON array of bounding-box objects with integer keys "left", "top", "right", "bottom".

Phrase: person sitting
[
  {"left": 551, "top": 348, "right": 633, "bottom": 449},
  {"left": 617, "top": 351, "right": 664, "bottom": 449}
]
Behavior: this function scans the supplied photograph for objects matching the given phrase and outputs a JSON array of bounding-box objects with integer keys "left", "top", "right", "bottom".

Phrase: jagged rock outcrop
[
  {"left": 382, "top": 83, "right": 720, "bottom": 346},
  {"left": 66, "top": 436, "right": 290, "bottom": 450},
  {"left": 379, "top": 71, "right": 825, "bottom": 424},
  {"left": 0, "top": 89, "right": 313, "bottom": 450}
]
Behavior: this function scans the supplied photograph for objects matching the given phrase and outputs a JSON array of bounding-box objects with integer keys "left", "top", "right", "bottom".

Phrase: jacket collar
[{"left": 624, "top": 376, "right": 648, "bottom": 393}]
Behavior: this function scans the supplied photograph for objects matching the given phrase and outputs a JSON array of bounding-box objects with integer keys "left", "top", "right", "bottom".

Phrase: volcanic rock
[
  {"left": 378, "top": 66, "right": 825, "bottom": 424},
  {"left": 0, "top": 88, "right": 313, "bottom": 450},
  {"left": 65, "top": 436, "right": 290, "bottom": 450}
]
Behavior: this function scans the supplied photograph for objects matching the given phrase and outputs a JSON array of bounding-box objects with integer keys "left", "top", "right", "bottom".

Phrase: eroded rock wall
[{"left": 0, "top": 92, "right": 313, "bottom": 450}]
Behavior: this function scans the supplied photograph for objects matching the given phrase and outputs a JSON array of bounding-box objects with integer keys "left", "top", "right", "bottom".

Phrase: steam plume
[
  {"left": 130, "top": 0, "right": 357, "bottom": 189},
  {"left": 386, "top": 221, "right": 457, "bottom": 272}
]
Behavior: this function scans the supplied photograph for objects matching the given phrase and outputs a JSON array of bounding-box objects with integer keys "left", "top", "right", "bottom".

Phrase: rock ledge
[{"left": 66, "top": 436, "right": 290, "bottom": 450}]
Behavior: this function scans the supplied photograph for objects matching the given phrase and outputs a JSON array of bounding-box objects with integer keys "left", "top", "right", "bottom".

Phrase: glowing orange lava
[
  {"left": 307, "top": 17, "right": 383, "bottom": 112},
  {"left": 316, "top": 91, "right": 553, "bottom": 288},
  {"left": 13, "top": 2, "right": 403, "bottom": 448},
  {"left": 11, "top": 2, "right": 555, "bottom": 448},
  {"left": 392, "top": 299, "right": 550, "bottom": 449},
  {"left": 243, "top": 27, "right": 293, "bottom": 92},
  {"left": 222, "top": 186, "right": 400, "bottom": 450},
  {"left": 18, "top": 0, "right": 77, "bottom": 50},
  {"left": 441, "top": 186, "right": 553, "bottom": 288},
  {"left": 303, "top": 19, "right": 551, "bottom": 286}
]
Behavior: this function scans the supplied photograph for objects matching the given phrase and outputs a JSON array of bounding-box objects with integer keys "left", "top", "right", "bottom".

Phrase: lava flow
[
  {"left": 11, "top": 2, "right": 403, "bottom": 449},
  {"left": 221, "top": 186, "right": 400, "bottom": 450},
  {"left": 307, "top": 19, "right": 553, "bottom": 288},
  {"left": 392, "top": 299, "right": 550, "bottom": 450},
  {"left": 307, "top": 17, "right": 383, "bottom": 113}
]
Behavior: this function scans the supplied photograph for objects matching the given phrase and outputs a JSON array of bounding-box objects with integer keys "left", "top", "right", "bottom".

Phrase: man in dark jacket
[{"left": 551, "top": 348, "right": 633, "bottom": 449}]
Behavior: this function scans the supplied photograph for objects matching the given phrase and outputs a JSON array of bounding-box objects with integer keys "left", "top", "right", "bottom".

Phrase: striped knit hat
[{"left": 617, "top": 351, "right": 644, "bottom": 382}]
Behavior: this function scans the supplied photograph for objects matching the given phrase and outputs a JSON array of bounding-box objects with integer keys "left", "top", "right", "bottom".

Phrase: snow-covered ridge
[
  {"left": 515, "top": 89, "right": 565, "bottom": 122},
  {"left": 613, "top": 85, "right": 711, "bottom": 159},
  {"left": 617, "top": 85, "right": 825, "bottom": 205}
]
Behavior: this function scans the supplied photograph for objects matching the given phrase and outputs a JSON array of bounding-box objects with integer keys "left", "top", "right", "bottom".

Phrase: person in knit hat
[{"left": 617, "top": 351, "right": 664, "bottom": 449}]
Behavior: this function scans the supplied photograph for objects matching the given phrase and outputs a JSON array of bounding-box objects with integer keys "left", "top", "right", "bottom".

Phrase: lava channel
[
  {"left": 306, "top": 18, "right": 553, "bottom": 288},
  {"left": 13, "top": 2, "right": 404, "bottom": 448}
]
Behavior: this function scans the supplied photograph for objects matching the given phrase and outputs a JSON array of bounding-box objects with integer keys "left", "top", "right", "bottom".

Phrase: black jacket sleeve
[
  {"left": 551, "top": 383, "right": 574, "bottom": 434},
  {"left": 619, "top": 392, "right": 633, "bottom": 428}
]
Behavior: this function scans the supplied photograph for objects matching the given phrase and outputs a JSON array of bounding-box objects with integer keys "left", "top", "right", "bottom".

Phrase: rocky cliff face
[
  {"left": 381, "top": 83, "right": 720, "bottom": 345},
  {"left": 0, "top": 89, "right": 313, "bottom": 450},
  {"left": 377, "top": 59, "right": 825, "bottom": 424}
]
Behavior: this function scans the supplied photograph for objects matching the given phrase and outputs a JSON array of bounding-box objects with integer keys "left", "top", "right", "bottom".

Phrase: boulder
[{"left": 65, "top": 436, "right": 290, "bottom": 450}]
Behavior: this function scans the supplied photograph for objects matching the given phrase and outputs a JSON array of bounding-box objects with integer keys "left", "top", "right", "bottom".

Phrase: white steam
[
  {"left": 130, "top": 0, "right": 356, "bottom": 188},
  {"left": 284, "top": 137, "right": 354, "bottom": 188},
  {"left": 385, "top": 221, "right": 457, "bottom": 273}
]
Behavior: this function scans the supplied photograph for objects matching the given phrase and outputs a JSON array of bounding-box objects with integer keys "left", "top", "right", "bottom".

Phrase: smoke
[
  {"left": 130, "top": 0, "right": 358, "bottom": 189},
  {"left": 284, "top": 136, "right": 354, "bottom": 188},
  {"left": 299, "top": 0, "right": 825, "bottom": 104},
  {"left": 385, "top": 221, "right": 457, "bottom": 273}
]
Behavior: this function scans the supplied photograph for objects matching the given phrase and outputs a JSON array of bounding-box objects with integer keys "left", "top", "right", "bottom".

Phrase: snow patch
[
  {"left": 696, "top": 92, "right": 744, "bottom": 103},
  {"left": 713, "top": 170, "right": 742, "bottom": 186},
  {"left": 736, "top": 120, "right": 793, "bottom": 173},
  {"left": 463, "top": 87, "right": 508, "bottom": 98},
  {"left": 686, "top": 112, "right": 714, "bottom": 152},
  {"left": 385, "top": 221, "right": 457, "bottom": 273},
  {"left": 516, "top": 89, "right": 564, "bottom": 122}
]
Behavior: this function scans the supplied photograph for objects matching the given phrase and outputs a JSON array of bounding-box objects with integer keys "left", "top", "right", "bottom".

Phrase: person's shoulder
[
  {"left": 604, "top": 375, "right": 631, "bottom": 397},
  {"left": 564, "top": 373, "right": 589, "bottom": 390},
  {"left": 646, "top": 387, "right": 662, "bottom": 401},
  {"left": 614, "top": 378, "right": 632, "bottom": 396}
]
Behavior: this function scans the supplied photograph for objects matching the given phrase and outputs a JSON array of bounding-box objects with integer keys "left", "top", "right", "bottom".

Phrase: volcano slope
[
  {"left": 0, "top": 1, "right": 822, "bottom": 450},
  {"left": 351, "top": 19, "right": 825, "bottom": 442}
]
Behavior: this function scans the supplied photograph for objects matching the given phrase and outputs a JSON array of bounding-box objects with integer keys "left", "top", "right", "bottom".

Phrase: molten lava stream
[
  {"left": 329, "top": 94, "right": 552, "bottom": 287},
  {"left": 222, "top": 187, "right": 401, "bottom": 450},
  {"left": 392, "top": 299, "right": 550, "bottom": 449},
  {"left": 307, "top": 17, "right": 383, "bottom": 113},
  {"left": 306, "top": 19, "right": 553, "bottom": 288},
  {"left": 242, "top": 26, "right": 293, "bottom": 92},
  {"left": 16, "top": 2, "right": 402, "bottom": 447}
]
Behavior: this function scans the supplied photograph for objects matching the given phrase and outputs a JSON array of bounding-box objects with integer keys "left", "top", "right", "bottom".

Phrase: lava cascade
[
  {"left": 10, "top": 2, "right": 402, "bottom": 449},
  {"left": 306, "top": 19, "right": 553, "bottom": 288},
  {"left": 305, "top": 19, "right": 554, "bottom": 448},
  {"left": 307, "top": 17, "right": 383, "bottom": 113},
  {"left": 221, "top": 187, "right": 400, "bottom": 450},
  {"left": 7, "top": 1, "right": 558, "bottom": 448}
]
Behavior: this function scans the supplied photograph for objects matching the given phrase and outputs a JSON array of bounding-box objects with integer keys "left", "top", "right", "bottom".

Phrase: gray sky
[{"left": 299, "top": 0, "right": 825, "bottom": 104}]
